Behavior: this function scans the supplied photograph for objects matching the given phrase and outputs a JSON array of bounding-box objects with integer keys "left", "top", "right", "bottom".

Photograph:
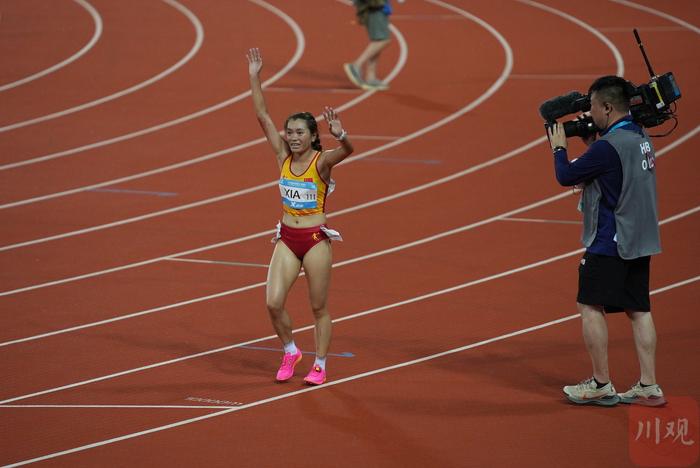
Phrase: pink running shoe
[
  {"left": 275, "top": 350, "right": 302, "bottom": 382},
  {"left": 303, "top": 365, "right": 327, "bottom": 385}
]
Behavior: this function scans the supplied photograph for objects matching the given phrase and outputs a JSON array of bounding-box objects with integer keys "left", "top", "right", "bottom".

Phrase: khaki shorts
[{"left": 366, "top": 10, "right": 390, "bottom": 41}]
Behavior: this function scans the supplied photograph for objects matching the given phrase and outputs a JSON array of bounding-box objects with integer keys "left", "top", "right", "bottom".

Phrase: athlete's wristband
[
  {"left": 552, "top": 146, "right": 566, "bottom": 154},
  {"left": 334, "top": 129, "right": 347, "bottom": 141}
]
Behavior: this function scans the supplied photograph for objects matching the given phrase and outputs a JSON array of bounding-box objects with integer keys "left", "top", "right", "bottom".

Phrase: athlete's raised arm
[
  {"left": 318, "top": 106, "right": 353, "bottom": 170},
  {"left": 247, "top": 48, "right": 289, "bottom": 164}
]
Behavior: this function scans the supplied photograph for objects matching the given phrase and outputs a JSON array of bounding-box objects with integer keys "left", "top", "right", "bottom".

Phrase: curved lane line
[
  {"left": 0, "top": 23, "right": 408, "bottom": 247},
  {"left": 0, "top": 3, "right": 394, "bottom": 208},
  {"left": 0, "top": 0, "right": 632, "bottom": 293},
  {"left": 1, "top": 123, "right": 696, "bottom": 345},
  {"left": 3, "top": 276, "right": 696, "bottom": 465},
  {"left": 0, "top": 205, "right": 696, "bottom": 402},
  {"left": 518, "top": 0, "right": 624, "bottom": 77},
  {"left": 0, "top": 0, "right": 303, "bottom": 172},
  {"left": 0, "top": 0, "right": 203, "bottom": 134},
  {"left": 2, "top": 0, "right": 695, "bottom": 339},
  {"left": 0, "top": 0, "right": 102, "bottom": 92},
  {"left": 609, "top": 0, "right": 699, "bottom": 34},
  {"left": 0, "top": 0, "right": 634, "bottom": 259}
]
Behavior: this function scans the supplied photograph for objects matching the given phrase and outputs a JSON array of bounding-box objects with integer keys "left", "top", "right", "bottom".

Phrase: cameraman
[{"left": 547, "top": 76, "right": 665, "bottom": 407}]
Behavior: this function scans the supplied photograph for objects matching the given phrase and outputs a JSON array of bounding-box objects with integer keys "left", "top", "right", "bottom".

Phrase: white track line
[
  {"left": 164, "top": 257, "right": 269, "bottom": 268},
  {"left": 497, "top": 217, "right": 581, "bottom": 225},
  {"left": 609, "top": 0, "right": 700, "bottom": 34},
  {"left": 2, "top": 275, "right": 697, "bottom": 467},
  {"left": 1, "top": 3, "right": 697, "bottom": 462},
  {"left": 0, "top": 189, "right": 569, "bottom": 347},
  {"left": 0, "top": 0, "right": 503, "bottom": 253},
  {"left": 0, "top": 0, "right": 303, "bottom": 172},
  {"left": 0, "top": 0, "right": 614, "bottom": 244},
  {"left": 3, "top": 0, "right": 680, "bottom": 299},
  {"left": 0, "top": 0, "right": 203, "bottom": 134},
  {"left": 1, "top": 0, "right": 694, "bottom": 312},
  {"left": 12, "top": 115, "right": 700, "bottom": 296},
  {"left": 0, "top": 4, "right": 405, "bottom": 209},
  {"left": 1, "top": 202, "right": 697, "bottom": 403},
  {"left": 0, "top": 404, "right": 240, "bottom": 409},
  {"left": 518, "top": 0, "right": 624, "bottom": 76},
  {"left": 0, "top": 0, "right": 102, "bottom": 92}
]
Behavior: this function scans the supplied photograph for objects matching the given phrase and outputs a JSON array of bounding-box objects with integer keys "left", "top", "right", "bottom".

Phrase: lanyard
[{"left": 605, "top": 119, "right": 631, "bottom": 135}]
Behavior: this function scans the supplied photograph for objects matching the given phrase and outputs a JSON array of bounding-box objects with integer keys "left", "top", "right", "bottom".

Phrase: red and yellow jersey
[{"left": 279, "top": 151, "right": 332, "bottom": 216}]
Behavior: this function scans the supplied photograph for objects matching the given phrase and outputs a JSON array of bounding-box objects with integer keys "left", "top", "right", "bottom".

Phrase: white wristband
[{"left": 334, "top": 129, "right": 347, "bottom": 141}]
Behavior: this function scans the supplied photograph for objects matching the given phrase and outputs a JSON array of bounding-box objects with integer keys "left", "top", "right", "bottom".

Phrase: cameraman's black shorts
[{"left": 577, "top": 252, "right": 651, "bottom": 313}]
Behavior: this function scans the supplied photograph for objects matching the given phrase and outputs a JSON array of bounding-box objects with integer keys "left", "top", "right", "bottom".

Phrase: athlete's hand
[
  {"left": 323, "top": 106, "right": 344, "bottom": 138},
  {"left": 246, "top": 47, "right": 263, "bottom": 76}
]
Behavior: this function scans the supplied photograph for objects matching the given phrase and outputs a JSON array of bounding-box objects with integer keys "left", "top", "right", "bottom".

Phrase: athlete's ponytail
[{"left": 285, "top": 112, "right": 322, "bottom": 151}]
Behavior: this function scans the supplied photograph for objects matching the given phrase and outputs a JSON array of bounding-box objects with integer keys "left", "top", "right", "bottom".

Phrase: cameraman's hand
[
  {"left": 547, "top": 123, "right": 566, "bottom": 150},
  {"left": 577, "top": 112, "right": 596, "bottom": 146}
]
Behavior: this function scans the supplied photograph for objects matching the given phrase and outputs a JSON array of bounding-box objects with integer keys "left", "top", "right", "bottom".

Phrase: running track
[{"left": 0, "top": 1, "right": 698, "bottom": 466}]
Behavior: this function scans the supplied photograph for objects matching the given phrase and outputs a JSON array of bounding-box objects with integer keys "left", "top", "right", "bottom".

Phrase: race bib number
[{"left": 280, "top": 178, "right": 318, "bottom": 209}]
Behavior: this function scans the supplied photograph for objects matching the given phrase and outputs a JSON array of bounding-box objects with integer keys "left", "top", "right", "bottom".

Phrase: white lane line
[
  {"left": 0, "top": 2, "right": 405, "bottom": 210},
  {"left": 518, "top": 0, "right": 624, "bottom": 77},
  {"left": 3, "top": 274, "right": 697, "bottom": 467},
  {"left": 324, "top": 134, "right": 400, "bottom": 141},
  {"left": 163, "top": 257, "right": 269, "bottom": 268},
  {"left": 0, "top": 0, "right": 304, "bottom": 172},
  {"left": 597, "top": 26, "right": 688, "bottom": 33},
  {"left": 0, "top": 189, "right": 569, "bottom": 347},
  {"left": 0, "top": 0, "right": 203, "bottom": 134},
  {"left": 608, "top": 0, "right": 700, "bottom": 35},
  {"left": 1, "top": 203, "right": 696, "bottom": 402},
  {"left": 265, "top": 87, "right": 363, "bottom": 94},
  {"left": 0, "top": 0, "right": 508, "bottom": 256},
  {"left": 510, "top": 74, "right": 601, "bottom": 80},
  {"left": 0, "top": 137, "right": 534, "bottom": 253},
  {"left": 0, "top": 0, "right": 102, "bottom": 92},
  {"left": 9, "top": 116, "right": 699, "bottom": 295},
  {"left": 0, "top": 404, "right": 240, "bottom": 409},
  {"left": 1, "top": 0, "right": 682, "bottom": 296},
  {"left": 498, "top": 217, "right": 581, "bottom": 225}
]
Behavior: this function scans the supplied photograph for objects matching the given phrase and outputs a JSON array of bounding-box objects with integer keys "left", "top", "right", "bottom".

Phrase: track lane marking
[
  {"left": 0, "top": 0, "right": 102, "bottom": 93},
  {"left": 2, "top": 274, "right": 696, "bottom": 467}
]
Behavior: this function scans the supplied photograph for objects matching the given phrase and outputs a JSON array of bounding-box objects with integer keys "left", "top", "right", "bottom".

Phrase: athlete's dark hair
[
  {"left": 284, "top": 112, "right": 322, "bottom": 151},
  {"left": 588, "top": 75, "right": 634, "bottom": 112}
]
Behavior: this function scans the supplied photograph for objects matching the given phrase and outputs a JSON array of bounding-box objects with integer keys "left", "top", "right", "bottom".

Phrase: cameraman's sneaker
[
  {"left": 343, "top": 63, "right": 365, "bottom": 89},
  {"left": 362, "top": 79, "right": 389, "bottom": 91},
  {"left": 618, "top": 382, "right": 666, "bottom": 406},
  {"left": 275, "top": 349, "right": 302, "bottom": 382},
  {"left": 563, "top": 377, "right": 620, "bottom": 406}
]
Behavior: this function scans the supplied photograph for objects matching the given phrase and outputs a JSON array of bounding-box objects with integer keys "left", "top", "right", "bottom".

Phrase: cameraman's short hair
[{"left": 589, "top": 75, "right": 632, "bottom": 112}]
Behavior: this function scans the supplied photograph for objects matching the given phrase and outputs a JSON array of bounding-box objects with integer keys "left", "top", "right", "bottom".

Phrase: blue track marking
[
  {"left": 88, "top": 188, "right": 177, "bottom": 197},
  {"left": 239, "top": 345, "right": 354, "bottom": 358}
]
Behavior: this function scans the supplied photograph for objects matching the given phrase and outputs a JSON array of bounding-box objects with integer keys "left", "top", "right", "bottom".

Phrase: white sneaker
[
  {"left": 618, "top": 382, "right": 666, "bottom": 406},
  {"left": 563, "top": 377, "right": 620, "bottom": 406}
]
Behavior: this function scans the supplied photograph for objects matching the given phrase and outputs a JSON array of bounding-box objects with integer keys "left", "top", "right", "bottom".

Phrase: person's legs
[
  {"left": 579, "top": 302, "right": 610, "bottom": 383},
  {"left": 626, "top": 310, "right": 657, "bottom": 384},
  {"left": 301, "top": 240, "right": 333, "bottom": 359},
  {"left": 300, "top": 240, "right": 333, "bottom": 384},
  {"left": 562, "top": 302, "right": 619, "bottom": 405},
  {"left": 618, "top": 311, "right": 665, "bottom": 405},
  {"left": 266, "top": 241, "right": 302, "bottom": 343},
  {"left": 345, "top": 10, "right": 391, "bottom": 88},
  {"left": 355, "top": 39, "right": 390, "bottom": 81}
]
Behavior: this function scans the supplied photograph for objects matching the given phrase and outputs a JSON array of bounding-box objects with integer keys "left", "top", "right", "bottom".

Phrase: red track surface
[{"left": 0, "top": 1, "right": 698, "bottom": 466}]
